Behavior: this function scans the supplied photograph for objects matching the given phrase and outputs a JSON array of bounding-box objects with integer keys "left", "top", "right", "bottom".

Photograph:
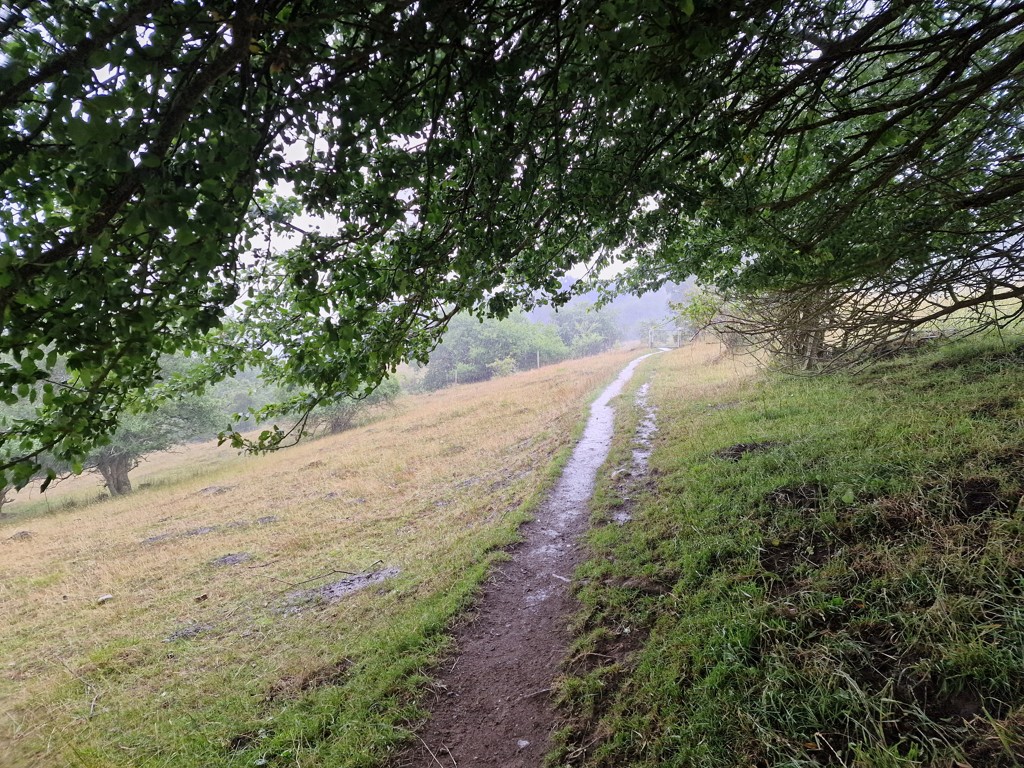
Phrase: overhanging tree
[
  {"left": 2, "top": 1, "right": 1022, "bottom": 483},
  {"left": 614, "top": 0, "right": 1024, "bottom": 362},
  {"left": 1, "top": 0, "right": 754, "bottom": 486}
]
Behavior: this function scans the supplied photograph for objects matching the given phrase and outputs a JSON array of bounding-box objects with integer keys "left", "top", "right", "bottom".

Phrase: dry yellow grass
[
  {"left": 0, "top": 345, "right": 646, "bottom": 767},
  {"left": 646, "top": 339, "right": 756, "bottom": 406}
]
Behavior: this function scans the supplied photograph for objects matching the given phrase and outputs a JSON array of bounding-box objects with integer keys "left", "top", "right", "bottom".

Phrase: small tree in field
[
  {"left": 307, "top": 378, "right": 401, "bottom": 436},
  {"left": 85, "top": 392, "right": 221, "bottom": 496}
]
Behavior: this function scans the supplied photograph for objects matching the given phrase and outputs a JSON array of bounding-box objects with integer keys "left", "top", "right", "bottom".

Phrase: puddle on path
[
  {"left": 612, "top": 380, "right": 661, "bottom": 525},
  {"left": 632, "top": 381, "right": 658, "bottom": 473},
  {"left": 528, "top": 351, "right": 664, "bottom": 546},
  {"left": 399, "top": 350, "right": 664, "bottom": 768}
]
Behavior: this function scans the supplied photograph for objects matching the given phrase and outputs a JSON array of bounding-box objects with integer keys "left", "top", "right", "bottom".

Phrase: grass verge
[{"left": 553, "top": 335, "right": 1024, "bottom": 767}]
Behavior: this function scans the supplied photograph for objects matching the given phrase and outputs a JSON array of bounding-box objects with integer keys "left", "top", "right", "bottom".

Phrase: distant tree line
[{"left": 418, "top": 306, "right": 619, "bottom": 391}]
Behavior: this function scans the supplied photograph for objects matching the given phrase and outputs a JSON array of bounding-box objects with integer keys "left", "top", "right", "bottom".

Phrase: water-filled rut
[{"left": 397, "top": 352, "right": 663, "bottom": 768}]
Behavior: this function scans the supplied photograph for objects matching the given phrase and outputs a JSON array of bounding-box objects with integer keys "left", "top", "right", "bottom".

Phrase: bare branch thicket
[
  {"left": 681, "top": 3, "right": 1024, "bottom": 370},
  {"left": 707, "top": 237, "right": 1024, "bottom": 371}
]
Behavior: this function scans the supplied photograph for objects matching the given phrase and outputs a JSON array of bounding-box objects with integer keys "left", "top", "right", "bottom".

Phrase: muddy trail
[{"left": 396, "top": 352, "right": 663, "bottom": 768}]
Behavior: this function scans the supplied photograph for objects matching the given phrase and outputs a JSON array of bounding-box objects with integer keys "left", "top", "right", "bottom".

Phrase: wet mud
[
  {"left": 396, "top": 352, "right": 663, "bottom": 768},
  {"left": 281, "top": 566, "right": 402, "bottom": 615}
]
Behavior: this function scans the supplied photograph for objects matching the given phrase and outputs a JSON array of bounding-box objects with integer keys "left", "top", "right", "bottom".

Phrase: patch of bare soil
[
  {"left": 713, "top": 440, "right": 784, "bottom": 461},
  {"left": 396, "top": 517, "right": 587, "bottom": 768},
  {"left": 394, "top": 354, "right": 662, "bottom": 768}
]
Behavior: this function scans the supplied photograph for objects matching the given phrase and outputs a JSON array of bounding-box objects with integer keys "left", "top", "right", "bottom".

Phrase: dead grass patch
[{"left": 0, "top": 345, "right": 645, "bottom": 767}]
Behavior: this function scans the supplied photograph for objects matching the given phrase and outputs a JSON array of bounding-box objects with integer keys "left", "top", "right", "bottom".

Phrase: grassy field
[
  {"left": 0, "top": 345, "right": 645, "bottom": 768},
  {"left": 554, "top": 334, "right": 1024, "bottom": 767},
  {"left": 11, "top": 334, "right": 1021, "bottom": 768}
]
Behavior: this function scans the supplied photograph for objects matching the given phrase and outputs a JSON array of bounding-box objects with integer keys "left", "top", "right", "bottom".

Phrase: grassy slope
[
  {"left": 0, "top": 345, "right": 644, "bottom": 768},
  {"left": 555, "top": 336, "right": 1024, "bottom": 768}
]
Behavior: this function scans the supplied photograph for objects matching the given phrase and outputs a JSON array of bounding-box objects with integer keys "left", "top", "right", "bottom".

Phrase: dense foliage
[
  {"left": 553, "top": 303, "right": 620, "bottom": 358},
  {"left": 420, "top": 313, "right": 568, "bottom": 391},
  {"left": 1, "top": 1, "right": 1021, "bottom": 482}
]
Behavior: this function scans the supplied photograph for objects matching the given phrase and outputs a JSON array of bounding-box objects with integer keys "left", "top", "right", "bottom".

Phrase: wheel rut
[{"left": 395, "top": 352, "right": 663, "bottom": 768}]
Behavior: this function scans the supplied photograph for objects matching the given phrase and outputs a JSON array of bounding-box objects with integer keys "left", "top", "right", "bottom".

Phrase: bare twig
[
  {"left": 442, "top": 743, "right": 458, "bottom": 767},
  {"left": 88, "top": 692, "right": 102, "bottom": 719},
  {"left": 414, "top": 733, "right": 449, "bottom": 768},
  {"left": 269, "top": 568, "right": 358, "bottom": 591}
]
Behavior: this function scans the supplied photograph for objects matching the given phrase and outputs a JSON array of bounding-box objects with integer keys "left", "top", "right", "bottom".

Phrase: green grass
[{"left": 553, "top": 335, "right": 1024, "bottom": 767}]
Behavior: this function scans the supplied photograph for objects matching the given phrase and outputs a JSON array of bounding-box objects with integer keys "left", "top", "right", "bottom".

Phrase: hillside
[
  {"left": 0, "top": 346, "right": 644, "bottom": 768},
  {"left": 557, "top": 335, "right": 1024, "bottom": 767},
  {"left": 5, "top": 335, "right": 1024, "bottom": 768}
]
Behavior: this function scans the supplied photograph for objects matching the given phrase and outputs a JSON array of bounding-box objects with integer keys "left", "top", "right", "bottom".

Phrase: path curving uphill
[{"left": 397, "top": 352, "right": 664, "bottom": 768}]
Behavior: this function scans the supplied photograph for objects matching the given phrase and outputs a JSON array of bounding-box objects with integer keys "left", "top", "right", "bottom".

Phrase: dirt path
[{"left": 395, "top": 353, "right": 662, "bottom": 768}]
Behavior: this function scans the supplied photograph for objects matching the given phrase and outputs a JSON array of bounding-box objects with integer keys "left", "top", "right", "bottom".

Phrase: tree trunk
[
  {"left": 96, "top": 454, "right": 134, "bottom": 496},
  {"left": 803, "top": 327, "right": 824, "bottom": 371}
]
